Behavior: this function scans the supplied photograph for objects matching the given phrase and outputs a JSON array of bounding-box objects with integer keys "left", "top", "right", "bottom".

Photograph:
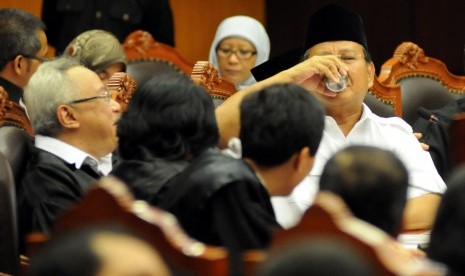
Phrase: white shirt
[
  {"left": 272, "top": 104, "right": 447, "bottom": 228},
  {"left": 35, "top": 135, "right": 113, "bottom": 175}
]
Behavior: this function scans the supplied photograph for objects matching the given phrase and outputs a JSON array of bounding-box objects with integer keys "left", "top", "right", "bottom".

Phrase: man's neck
[
  {"left": 327, "top": 104, "right": 363, "bottom": 136},
  {"left": 246, "top": 159, "right": 290, "bottom": 197}
]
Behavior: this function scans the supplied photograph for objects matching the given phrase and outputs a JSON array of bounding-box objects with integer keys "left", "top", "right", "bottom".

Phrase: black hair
[
  {"left": 258, "top": 237, "right": 375, "bottom": 276},
  {"left": 0, "top": 8, "right": 46, "bottom": 70},
  {"left": 428, "top": 165, "right": 465, "bottom": 275},
  {"left": 319, "top": 145, "right": 408, "bottom": 236},
  {"left": 117, "top": 73, "right": 219, "bottom": 161},
  {"left": 240, "top": 83, "right": 325, "bottom": 167}
]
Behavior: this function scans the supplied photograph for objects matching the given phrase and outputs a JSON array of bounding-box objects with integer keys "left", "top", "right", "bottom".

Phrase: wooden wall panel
[
  {"left": 170, "top": 0, "right": 264, "bottom": 64},
  {"left": 0, "top": 0, "right": 42, "bottom": 17}
]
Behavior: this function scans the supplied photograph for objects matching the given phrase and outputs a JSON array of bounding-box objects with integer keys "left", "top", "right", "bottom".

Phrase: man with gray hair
[
  {"left": 0, "top": 8, "right": 48, "bottom": 136},
  {"left": 17, "top": 57, "right": 121, "bottom": 244}
]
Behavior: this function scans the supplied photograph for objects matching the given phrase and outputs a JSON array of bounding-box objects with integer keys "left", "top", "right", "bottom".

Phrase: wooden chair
[
  {"left": 47, "top": 177, "right": 228, "bottom": 276},
  {"left": 366, "top": 77, "right": 402, "bottom": 118},
  {"left": 0, "top": 151, "right": 19, "bottom": 276},
  {"left": 190, "top": 61, "right": 237, "bottom": 108},
  {"left": 123, "top": 30, "right": 194, "bottom": 88},
  {"left": 0, "top": 86, "right": 33, "bottom": 137},
  {"left": 379, "top": 42, "right": 465, "bottom": 125},
  {"left": 107, "top": 72, "right": 137, "bottom": 112},
  {"left": 268, "top": 192, "right": 445, "bottom": 276}
]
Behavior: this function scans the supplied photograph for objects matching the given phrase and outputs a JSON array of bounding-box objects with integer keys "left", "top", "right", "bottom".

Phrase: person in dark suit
[
  {"left": 413, "top": 96, "right": 465, "bottom": 179},
  {"left": 111, "top": 73, "right": 219, "bottom": 205},
  {"left": 18, "top": 57, "right": 121, "bottom": 244},
  {"left": 159, "top": 83, "right": 325, "bottom": 253},
  {"left": 0, "top": 8, "right": 48, "bottom": 136},
  {"left": 41, "top": 0, "right": 175, "bottom": 54}
]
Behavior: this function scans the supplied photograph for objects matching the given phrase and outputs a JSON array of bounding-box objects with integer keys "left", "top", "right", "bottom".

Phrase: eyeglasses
[
  {"left": 217, "top": 48, "right": 257, "bottom": 60},
  {"left": 308, "top": 54, "right": 365, "bottom": 64},
  {"left": 22, "top": 55, "right": 49, "bottom": 63},
  {"left": 68, "top": 90, "right": 112, "bottom": 105}
]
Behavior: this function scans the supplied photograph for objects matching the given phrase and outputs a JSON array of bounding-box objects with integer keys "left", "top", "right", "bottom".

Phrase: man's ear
[
  {"left": 367, "top": 61, "right": 375, "bottom": 88},
  {"left": 12, "top": 55, "right": 24, "bottom": 75},
  {"left": 293, "top": 146, "right": 315, "bottom": 173},
  {"left": 56, "top": 105, "right": 80, "bottom": 129}
]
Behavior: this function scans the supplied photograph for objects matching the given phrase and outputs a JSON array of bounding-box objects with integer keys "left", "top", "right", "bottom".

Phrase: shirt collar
[{"left": 35, "top": 135, "right": 112, "bottom": 174}]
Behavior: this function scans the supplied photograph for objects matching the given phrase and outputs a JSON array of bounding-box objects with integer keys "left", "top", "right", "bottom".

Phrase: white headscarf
[{"left": 208, "top": 15, "right": 270, "bottom": 90}]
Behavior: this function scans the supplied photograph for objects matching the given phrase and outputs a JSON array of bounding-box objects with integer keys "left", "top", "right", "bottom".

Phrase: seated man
[
  {"left": 111, "top": 73, "right": 219, "bottom": 205},
  {"left": 216, "top": 4, "right": 446, "bottom": 231},
  {"left": 0, "top": 8, "right": 48, "bottom": 136},
  {"left": 158, "top": 83, "right": 324, "bottom": 252},
  {"left": 319, "top": 145, "right": 409, "bottom": 237},
  {"left": 28, "top": 225, "right": 170, "bottom": 276},
  {"left": 18, "top": 58, "right": 121, "bottom": 241}
]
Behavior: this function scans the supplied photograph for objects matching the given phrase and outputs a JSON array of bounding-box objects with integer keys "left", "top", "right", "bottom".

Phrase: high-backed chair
[
  {"left": 0, "top": 151, "right": 19, "bottom": 276},
  {"left": 191, "top": 61, "right": 237, "bottom": 108},
  {"left": 123, "top": 30, "right": 194, "bottom": 88},
  {"left": 379, "top": 42, "right": 465, "bottom": 125},
  {"left": 48, "top": 177, "right": 228, "bottom": 276},
  {"left": 366, "top": 77, "right": 402, "bottom": 118},
  {"left": 0, "top": 126, "right": 32, "bottom": 186}
]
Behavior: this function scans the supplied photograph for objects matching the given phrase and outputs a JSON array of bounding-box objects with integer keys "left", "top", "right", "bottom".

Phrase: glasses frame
[
  {"left": 216, "top": 47, "right": 257, "bottom": 60},
  {"left": 68, "top": 90, "right": 112, "bottom": 105},
  {"left": 22, "top": 54, "right": 49, "bottom": 63}
]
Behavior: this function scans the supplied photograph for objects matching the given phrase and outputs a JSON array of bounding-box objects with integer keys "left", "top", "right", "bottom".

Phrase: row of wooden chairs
[{"left": 25, "top": 177, "right": 445, "bottom": 276}]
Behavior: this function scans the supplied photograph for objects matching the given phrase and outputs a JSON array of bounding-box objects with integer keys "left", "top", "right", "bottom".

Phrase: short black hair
[
  {"left": 0, "top": 8, "right": 46, "bottom": 70},
  {"left": 118, "top": 73, "right": 219, "bottom": 161},
  {"left": 319, "top": 145, "right": 408, "bottom": 236},
  {"left": 258, "top": 237, "right": 375, "bottom": 276},
  {"left": 240, "top": 83, "right": 325, "bottom": 167}
]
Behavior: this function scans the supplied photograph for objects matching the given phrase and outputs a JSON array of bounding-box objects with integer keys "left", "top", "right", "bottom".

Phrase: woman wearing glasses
[{"left": 208, "top": 15, "right": 270, "bottom": 90}]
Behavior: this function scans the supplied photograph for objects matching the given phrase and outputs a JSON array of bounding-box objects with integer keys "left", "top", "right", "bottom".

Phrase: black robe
[
  {"left": 17, "top": 148, "right": 102, "bottom": 247},
  {"left": 413, "top": 96, "right": 465, "bottom": 178},
  {"left": 158, "top": 148, "right": 281, "bottom": 253},
  {"left": 111, "top": 158, "right": 188, "bottom": 205}
]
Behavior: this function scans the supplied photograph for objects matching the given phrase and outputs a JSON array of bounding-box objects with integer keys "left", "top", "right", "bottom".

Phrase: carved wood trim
[
  {"left": 190, "top": 61, "right": 237, "bottom": 101},
  {"left": 368, "top": 77, "right": 402, "bottom": 117},
  {"left": 0, "top": 86, "right": 34, "bottom": 137},
  {"left": 123, "top": 30, "right": 194, "bottom": 75},
  {"left": 107, "top": 72, "right": 137, "bottom": 112},
  {"left": 379, "top": 42, "right": 465, "bottom": 94}
]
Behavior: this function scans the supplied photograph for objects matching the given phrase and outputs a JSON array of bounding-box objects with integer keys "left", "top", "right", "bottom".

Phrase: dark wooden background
[{"left": 266, "top": 0, "right": 465, "bottom": 75}]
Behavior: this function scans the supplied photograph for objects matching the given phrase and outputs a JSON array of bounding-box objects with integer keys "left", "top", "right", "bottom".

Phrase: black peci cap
[{"left": 252, "top": 4, "right": 368, "bottom": 82}]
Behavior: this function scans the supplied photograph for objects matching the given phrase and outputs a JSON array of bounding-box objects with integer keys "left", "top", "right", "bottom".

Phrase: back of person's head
[
  {"left": 319, "top": 145, "right": 409, "bottom": 236},
  {"left": 258, "top": 238, "right": 375, "bottom": 276},
  {"left": 239, "top": 83, "right": 324, "bottom": 167},
  {"left": 63, "top": 29, "right": 127, "bottom": 73},
  {"left": 118, "top": 73, "right": 219, "bottom": 161},
  {"left": 24, "top": 57, "right": 81, "bottom": 137},
  {"left": 28, "top": 225, "right": 170, "bottom": 276},
  {"left": 428, "top": 165, "right": 465, "bottom": 275},
  {"left": 0, "top": 8, "right": 46, "bottom": 71}
]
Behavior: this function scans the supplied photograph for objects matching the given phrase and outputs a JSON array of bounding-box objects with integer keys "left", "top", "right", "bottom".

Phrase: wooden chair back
[
  {"left": 366, "top": 77, "right": 402, "bottom": 118},
  {"left": 0, "top": 86, "right": 33, "bottom": 137},
  {"left": 190, "top": 61, "right": 237, "bottom": 108},
  {"left": 379, "top": 42, "right": 465, "bottom": 125},
  {"left": 52, "top": 177, "right": 228, "bottom": 276},
  {"left": 123, "top": 30, "right": 194, "bottom": 88},
  {"left": 0, "top": 151, "right": 19, "bottom": 276},
  {"left": 107, "top": 72, "right": 137, "bottom": 112}
]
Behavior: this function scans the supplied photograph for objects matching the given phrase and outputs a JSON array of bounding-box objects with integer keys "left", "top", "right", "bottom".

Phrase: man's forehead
[{"left": 309, "top": 41, "right": 364, "bottom": 54}]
